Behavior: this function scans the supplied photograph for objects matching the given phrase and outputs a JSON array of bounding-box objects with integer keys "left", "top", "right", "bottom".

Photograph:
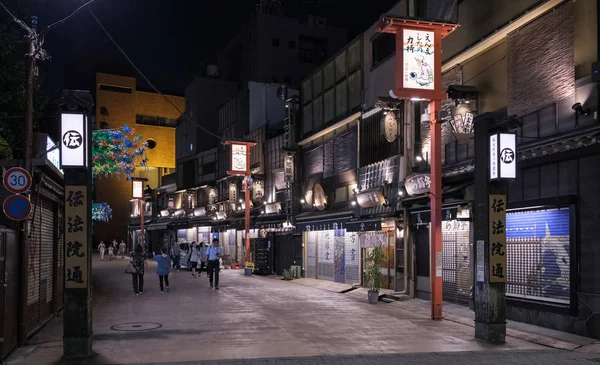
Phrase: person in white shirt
[
  {"left": 206, "top": 238, "right": 224, "bottom": 289},
  {"left": 98, "top": 241, "right": 106, "bottom": 261},
  {"left": 118, "top": 240, "right": 127, "bottom": 259}
]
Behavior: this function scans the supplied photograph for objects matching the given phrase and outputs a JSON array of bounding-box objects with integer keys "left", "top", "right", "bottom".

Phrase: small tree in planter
[{"left": 366, "top": 245, "right": 387, "bottom": 304}]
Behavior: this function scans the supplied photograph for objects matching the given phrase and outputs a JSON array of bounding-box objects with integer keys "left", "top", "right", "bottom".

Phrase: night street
[{"left": 2, "top": 254, "right": 596, "bottom": 365}]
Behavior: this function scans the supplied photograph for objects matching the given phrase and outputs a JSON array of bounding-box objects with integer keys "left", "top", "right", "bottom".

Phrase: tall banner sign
[
  {"left": 60, "top": 113, "right": 87, "bottom": 168},
  {"left": 489, "top": 133, "right": 516, "bottom": 181},
  {"left": 64, "top": 186, "right": 88, "bottom": 288},
  {"left": 284, "top": 155, "right": 294, "bottom": 183},
  {"left": 489, "top": 194, "right": 507, "bottom": 283}
]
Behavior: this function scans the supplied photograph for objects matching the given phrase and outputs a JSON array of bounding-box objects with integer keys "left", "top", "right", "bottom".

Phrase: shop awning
[
  {"left": 146, "top": 223, "right": 169, "bottom": 231},
  {"left": 401, "top": 182, "right": 473, "bottom": 207},
  {"left": 295, "top": 209, "right": 354, "bottom": 232},
  {"left": 168, "top": 219, "right": 190, "bottom": 229}
]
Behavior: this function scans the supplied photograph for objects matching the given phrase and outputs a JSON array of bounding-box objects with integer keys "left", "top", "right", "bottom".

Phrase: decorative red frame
[{"left": 377, "top": 16, "right": 458, "bottom": 101}]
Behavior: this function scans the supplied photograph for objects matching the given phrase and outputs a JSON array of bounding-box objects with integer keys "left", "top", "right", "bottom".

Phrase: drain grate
[{"left": 110, "top": 322, "right": 162, "bottom": 332}]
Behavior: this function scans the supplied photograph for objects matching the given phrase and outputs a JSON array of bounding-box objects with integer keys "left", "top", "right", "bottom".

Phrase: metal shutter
[
  {"left": 441, "top": 220, "right": 471, "bottom": 305},
  {"left": 317, "top": 230, "right": 334, "bottom": 281},
  {"left": 306, "top": 232, "right": 317, "bottom": 279},
  {"left": 55, "top": 207, "right": 64, "bottom": 311},
  {"left": 39, "top": 199, "right": 54, "bottom": 320},
  {"left": 506, "top": 208, "right": 570, "bottom": 304}
]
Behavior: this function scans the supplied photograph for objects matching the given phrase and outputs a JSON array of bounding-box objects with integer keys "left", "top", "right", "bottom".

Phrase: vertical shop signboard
[
  {"left": 334, "top": 229, "right": 345, "bottom": 282},
  {"left": 65, "top": 185, "right": 88, "bottom": 288},
  {"left": 489, "top": 194, "right": 507, "bottom": 283}
]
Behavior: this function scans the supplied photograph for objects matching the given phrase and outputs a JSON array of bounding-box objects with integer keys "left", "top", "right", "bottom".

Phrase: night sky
[{"left": 35, "top": 0, "right": 399, "bottom": 96}]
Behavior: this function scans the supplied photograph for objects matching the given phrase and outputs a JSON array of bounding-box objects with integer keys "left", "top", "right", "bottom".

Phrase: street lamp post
[
  {"left": 377, "top": 16, "right": 458, "bottom": 320},
  {"left": 223, "top": 140, "right": 257, "bottom": 267},
  {"left": 132, "top": 179, "right": 145, "bottom": 250}
]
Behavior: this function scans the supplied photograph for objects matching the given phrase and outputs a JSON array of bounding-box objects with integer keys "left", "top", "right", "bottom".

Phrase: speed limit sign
[{"left": 3, "top": 167, "right": 32, "bottom": 194}]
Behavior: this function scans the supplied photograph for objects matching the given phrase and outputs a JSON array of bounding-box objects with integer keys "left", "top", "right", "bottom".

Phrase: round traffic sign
[
  {"left": 3, "top": 195, "right": 32, "bottom": 221},
  {"left": 3, "top": 167, "right": 32, "bottom": 194}
]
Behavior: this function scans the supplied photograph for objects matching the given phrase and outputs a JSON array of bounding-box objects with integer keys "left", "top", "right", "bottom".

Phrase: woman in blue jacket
[{"left": 154, "top": 247, "right": 171, "bottom": 293}]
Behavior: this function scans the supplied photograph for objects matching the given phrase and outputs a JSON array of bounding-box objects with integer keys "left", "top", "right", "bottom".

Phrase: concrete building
[
  {"left": 176, "top": 73, "right": 238, "bottom": 175},
  {"left": 217, "top": 0, "right": 347, "bottom": 88},
  {"left": 94, "top": 73, "right": 184, "bottom": 244}
]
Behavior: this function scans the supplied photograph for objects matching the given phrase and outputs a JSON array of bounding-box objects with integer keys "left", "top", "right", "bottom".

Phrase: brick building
[{"left": 94, "top": 73, "right": 184, "bottom": 245}]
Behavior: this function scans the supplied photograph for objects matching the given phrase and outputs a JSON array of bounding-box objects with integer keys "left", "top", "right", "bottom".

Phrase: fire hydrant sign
[
  {"left": 3, "top": 167, "right": 32, "bottom": 194},
  {"left": 65, "top": 185, "right": 89, "bottom": 288}
]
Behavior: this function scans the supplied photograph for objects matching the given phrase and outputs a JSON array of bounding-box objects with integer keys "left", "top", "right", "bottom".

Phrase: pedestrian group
[{"left": 122, "top": 238, "right": 224, "bottom": 295}]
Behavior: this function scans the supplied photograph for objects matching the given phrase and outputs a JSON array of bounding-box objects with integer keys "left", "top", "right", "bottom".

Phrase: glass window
[
  {"left": 313, "top": 71, "right": 323, "bottom": 96},
  {"left": 371, "top": 33, "right": 395, "bottom": 67},
  {"left": 136, "top": 115, "right": 177, "bottom": 127},
  {"left": 324, "top": 89, "right": 335, "bottom": 123}
]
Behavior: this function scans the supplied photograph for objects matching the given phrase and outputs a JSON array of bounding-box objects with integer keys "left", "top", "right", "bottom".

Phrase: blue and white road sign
[{"left": 3, "top": 195, "right": 32, "bottom": 221}]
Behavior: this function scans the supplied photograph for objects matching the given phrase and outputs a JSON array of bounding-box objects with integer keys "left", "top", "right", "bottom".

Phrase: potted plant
[{"left": 365, "top": 245, "right": 387, "bottom": 304}]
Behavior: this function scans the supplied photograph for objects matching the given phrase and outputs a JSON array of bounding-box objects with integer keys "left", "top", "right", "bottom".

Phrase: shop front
[
  {"left": 346, "top": 218, "right": 400, "bottom": 290},
  {"left": 297, "top": 213, "right": 358, "bottom": 284},
  {"left": 409, "top": 205, "right": 472, "bottom": 304}
]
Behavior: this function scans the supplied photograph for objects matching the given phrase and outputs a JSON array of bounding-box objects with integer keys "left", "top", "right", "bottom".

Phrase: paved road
[
  {"left": 6, "top": 254, "right": 589, "bottom": 365},
  {"left": 127, "top": 351, "right": 599, "bottom": 365}
]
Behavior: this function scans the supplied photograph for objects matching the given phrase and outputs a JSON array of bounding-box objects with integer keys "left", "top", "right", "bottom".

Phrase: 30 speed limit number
[{"left": 3, "top": 167, "right": 32, "bottom": 194}]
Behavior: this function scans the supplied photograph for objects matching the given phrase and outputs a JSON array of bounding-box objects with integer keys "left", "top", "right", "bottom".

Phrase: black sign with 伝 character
[
  {"left": 489, "top": 194, "right": 507, "bottom": 283},
  {"left": 65, "top": 186, "right": 88, "bottom": 288}
]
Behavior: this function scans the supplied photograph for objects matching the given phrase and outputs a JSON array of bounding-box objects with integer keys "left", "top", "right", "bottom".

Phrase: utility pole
[{"left": 18, "top": 15, "right": 37, "bottom": 347}]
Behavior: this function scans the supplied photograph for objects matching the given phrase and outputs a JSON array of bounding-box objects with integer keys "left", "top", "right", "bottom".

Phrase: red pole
[
  {"left": 140, "top": 199, "right": 145, "bottom": 250},
  {"left": 244, "top": 176, "right": 251, "bottom": 264},
  {"left": 429, "top": 100, "right": 443, "bottom": 320}
]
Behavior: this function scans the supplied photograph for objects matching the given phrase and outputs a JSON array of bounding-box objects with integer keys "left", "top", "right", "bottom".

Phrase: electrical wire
[
  {"left": 87, "top": 8, "right": 225, "bottom": 141},
  {"left": 42, "top": 0, "right": 98, "bottom": 35},
  {"left": 0, "top": 0, "right": 33, "bottom": 32}
]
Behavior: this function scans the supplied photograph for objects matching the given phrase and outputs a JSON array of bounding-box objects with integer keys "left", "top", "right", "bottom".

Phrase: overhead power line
[
  {"left": 42, "top": 0, "right": 99, "bottom": 35},
  {"left": 87, "top": 8, "right": 224, "bottom": 141}
]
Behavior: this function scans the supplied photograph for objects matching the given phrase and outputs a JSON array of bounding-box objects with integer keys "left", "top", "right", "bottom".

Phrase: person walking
[
  {"left": 98, "top": 241, "right": 106, "bottom": 261},
  {"left": 189, "top": 241, "right": 200, "bottom": 278},
  {"left": 198, "top": 242, "right": 207, "bottom": 277},
  {"left": 171, "top": 242, "right": 181, "bottom": 271},
  {"left": 154, "top": 247, "right": 170, "bottom": 293},
  {"left": 130, "top": 244, "right": 146, "bottom": 295},
  {"left": 108, "top": 245, "right": 115, "bottom": 261},
  {"left": 206, "top": 238, "right": 223, "bottom": 289},
  {"left": 118, "top": 240, "right": 127, "bottom": 259}
]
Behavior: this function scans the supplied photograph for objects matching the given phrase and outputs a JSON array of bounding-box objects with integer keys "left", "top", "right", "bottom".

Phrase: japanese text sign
[
  {"left": 132, "top": 180, "right": 144, "bottom": 199},
  {"left": 60, "top": 113, "right": 87, "bottom": 168},
  {"left": 284, "top": 155, "right": 294, "bottom": 183},
  {"left": 489, "top": 194, "right": 507, "bottom": 283},
  {"left": 65, "top": 186, "right": 88, "bottom": 288},
  {"left": 403, "top": 28, "right": 435, "bottom": 91},
  {"left": 230, "top": 143, "right": 248, "bottom": 174},
  {"left": 490, "top": 133, "right": 516, "bottom": 181}
]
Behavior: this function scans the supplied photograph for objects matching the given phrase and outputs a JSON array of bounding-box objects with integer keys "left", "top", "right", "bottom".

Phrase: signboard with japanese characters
[
  {"left": 402, "top": 29, "right": 435, "bottom": 91},
  {"left": 284, "top": 155, "right": 294, "bottom": 183},
  {"left": 490, "top": 133, "right": 516, "bottom": 181},
  {"left": 404, "top": 173, "right": 431, "bottom": 196},
  {"left": 229, "top": 143, "right": 248, "bottom": 175},
  {"left": 360, "top": 231, "right": 387, "bottom": 248},
  {"left": 489, "top": 194, "right": 507, "bottom": 283},
  {"left": 60, "top": 113, "right": 87, "bottom": 168},
  {"left": 382, "top": 112, "right": 398, "bottom": 143},
  {"left": 132, "top": 180, "right": 144, "bottom": 199},
  {"left": 65, "top": 186, "right": 88, "bottom": 288}
]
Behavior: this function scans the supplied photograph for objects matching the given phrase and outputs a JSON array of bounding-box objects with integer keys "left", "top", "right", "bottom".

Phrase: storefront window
[{"left": 506, "top": 207, "right": 571, "bottom": 304}]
